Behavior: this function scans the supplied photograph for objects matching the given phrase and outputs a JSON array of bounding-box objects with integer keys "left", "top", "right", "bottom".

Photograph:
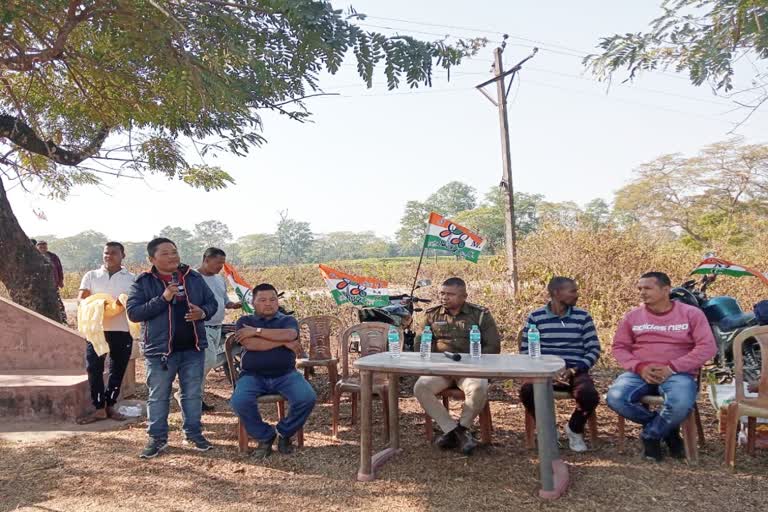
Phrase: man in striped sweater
[{"left": 519, "top": 276, "right": 601, "bottom": 452}]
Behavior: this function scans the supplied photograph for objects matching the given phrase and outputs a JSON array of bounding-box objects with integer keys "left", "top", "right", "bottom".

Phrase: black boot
[
  {"left": 664, "top": 428, "right": 685, "bottom": 459},
  {"left": 434, "top": 426, "right": 459, "bottom": 450},
  {"left": 455, "top": 425, "right": 478, "bottom": 455},
  {"left": 642, "top": 437, "right": 663, "bottom": 462},
  {"left": 277, "top": 434, "right": 295, "bottom": 455}
]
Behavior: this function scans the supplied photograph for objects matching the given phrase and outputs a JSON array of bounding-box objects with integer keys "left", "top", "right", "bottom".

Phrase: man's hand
[
  {"left": 640, "top": 364, "right": 662, "bottom": 384},
  {"left": 640, "top": 364, "right": 673, "bottom": 384},
  {"left": 284, "top": 340, "right": 303, "bottom": 358},
  {"left": 554, "top": 368, "right": 575, "bottom": 386},
  {"left": 233, "top": 326, "right": 260, "bottom": 342},
  {"left": 226, "top": 301, "right": 242, "bottom": 310},
  {"left": 650, "top": 365, "right": 674, "bottom": 383},
  {"left": 162, "top": 284, "right": 179, "bottom": 302},
  {"left": 185, "top": 303, "right": 206, "bottom": 322}
]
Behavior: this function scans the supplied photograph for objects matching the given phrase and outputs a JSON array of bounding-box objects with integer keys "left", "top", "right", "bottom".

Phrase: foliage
[
  {"left": 0, "top": 0, "right": 480, "bottom": 193},
  {"left": 585, "top": 0, "right": 768, "bottom": 118},
  {"left": 54, "top": 225, "right": 768, "bottom": 363},
  {"left": 613, "top": 138, "right": 768, "bottom": 250},
  {"left": 276, "top": 211, "right": 314, "bottom": 264}
]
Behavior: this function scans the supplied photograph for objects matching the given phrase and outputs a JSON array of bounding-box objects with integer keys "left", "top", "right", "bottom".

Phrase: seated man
[
  {"left": 229, "top": 283, "right": 316, "bottom": 458},
  {"left": 519, "top": 276, "right": 601, "bottom": 452},
  {"left": 606, "top": 272, "right": 716, "bottom": 462},
  {"left": 413, "top": 277, "right": 501, "bottom": 455}
]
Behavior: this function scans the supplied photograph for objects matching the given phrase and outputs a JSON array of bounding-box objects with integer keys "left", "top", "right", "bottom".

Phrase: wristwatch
[{"left": 256, "top": 327, "right": 262, "bottom": 335}]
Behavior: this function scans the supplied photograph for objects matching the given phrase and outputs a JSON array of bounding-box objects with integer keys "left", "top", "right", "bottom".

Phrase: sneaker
[
  {"left": 434, "top": 427, "right": 459, "bottom": 450},
  {"left": 184, "top": 436, "right": 213, "bottom": 452},
  {"left": 201, "top": 401, "right": 215, "bottom": 413},
  {"left": 277, "top": 434, "right": 295, "bottom": 455},
  {"left": 140, "top": 439, "right": 169, "bottom": 459},
  {"left": 455, "top": 425, "right": 478, "bottom": 456},
  {"left": 664, "top": 429, "right": 685, "bottom": 459},
  {"left": 565, "top": 424, "right": 588, "bottom": 452},
  {"left": 252, "top": 434, "right": 276, "bottom": 459},
  {"left": 642, "top": 437, "right": 663, "bottom": 462}
]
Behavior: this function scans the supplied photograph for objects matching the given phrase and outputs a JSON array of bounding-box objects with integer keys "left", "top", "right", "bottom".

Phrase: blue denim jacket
[{"left": 126, "top": 264, "right": 217, "bottom": 358}]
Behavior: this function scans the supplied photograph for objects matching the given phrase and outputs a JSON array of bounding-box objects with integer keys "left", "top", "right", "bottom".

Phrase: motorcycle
[
  {"left": 354, "top": 279, "right": 433, "bottom": 352},
  {"left": 670, "top": 275, "right": 762, "bottom": 383}
]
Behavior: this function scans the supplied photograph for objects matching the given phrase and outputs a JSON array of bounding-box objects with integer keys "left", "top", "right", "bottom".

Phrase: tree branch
[
  {"left": 0, "top": 1, "right": 102, "bottom": 72},
  {"left": 0, "top": 114, "right": 109, "bottom": 166}
]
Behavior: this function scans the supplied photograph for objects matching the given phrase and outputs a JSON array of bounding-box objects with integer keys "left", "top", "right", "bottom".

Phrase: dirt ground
[{"left": 1, "top": 364, "right": 766, "bottom": 512}]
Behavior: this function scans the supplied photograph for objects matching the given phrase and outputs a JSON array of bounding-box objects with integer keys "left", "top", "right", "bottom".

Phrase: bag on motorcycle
[{"left": 755, "top": 300, "right": 768, "bottom": 325}]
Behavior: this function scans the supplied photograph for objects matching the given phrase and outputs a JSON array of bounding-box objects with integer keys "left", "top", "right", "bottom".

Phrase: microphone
[{"left": 444, "top": 352, "right": 461, "bottom": 361}]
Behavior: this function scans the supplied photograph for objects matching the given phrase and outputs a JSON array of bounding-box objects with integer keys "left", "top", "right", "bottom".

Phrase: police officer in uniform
[{"left": 413, "top": 277, "right": 501, "bottom": 454}]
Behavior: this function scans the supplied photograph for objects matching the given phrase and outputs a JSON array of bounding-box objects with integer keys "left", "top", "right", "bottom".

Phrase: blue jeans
[
  {"left": 230, "top": 370, "right": 316, "bottom": 442},
  {"left": 606, "top": 372, "right": 698, "bottom": 440},
  {"left": 145, "top": 350, "right": 205, "bottom": 443}
]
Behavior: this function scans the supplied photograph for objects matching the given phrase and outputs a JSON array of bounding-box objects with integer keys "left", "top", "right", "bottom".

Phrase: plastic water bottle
[
  {"left": 469, "top": 324, "right": 481, "bottom": 359},
  {"left": 387, "top": 326, "right": 400, "bottom": 358},
  {"left": 420, "top": 326, "right": 433, "bottom": 359},
  {"left": 528, "top": 324, "right": 541, "bottom": 358}
]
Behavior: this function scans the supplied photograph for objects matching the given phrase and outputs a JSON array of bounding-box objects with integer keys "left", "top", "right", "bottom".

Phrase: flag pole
[
  {"left": 410, "top": 243, "right": 427, "bottom": 297},
  {"left": 410, "top": 214, "right": 433, "bottom": 297}
]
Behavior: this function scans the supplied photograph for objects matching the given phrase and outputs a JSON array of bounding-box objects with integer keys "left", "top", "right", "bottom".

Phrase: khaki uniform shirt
[{"left": 416, "top": 302, "right": 501, "bottom": 354}]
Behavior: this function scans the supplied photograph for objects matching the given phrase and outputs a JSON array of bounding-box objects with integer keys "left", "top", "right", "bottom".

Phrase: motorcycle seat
[{"left": 718, "top": 312, "right": 756, "bottom": 332}]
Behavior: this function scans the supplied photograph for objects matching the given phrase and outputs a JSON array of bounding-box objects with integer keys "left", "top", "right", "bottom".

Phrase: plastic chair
[
  {"left": 724, "top": 325, "right": 768, "bottom": 470},
  {"left": 332, "top": 322, "right": 401, "bottom": 439},
  {"left": 524, "top": 390, "right": 599, "bottom": 449},
  {"left": 297, "top": 315, "right": 342, "bottom": 402},
  {"left": 224, "top": 334, "right": 304, "bottom": 453},
  {"left": 423, "top": 387, "right": 493, "bottom": 444}
]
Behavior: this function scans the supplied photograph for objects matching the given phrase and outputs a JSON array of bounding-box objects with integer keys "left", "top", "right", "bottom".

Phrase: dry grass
[{"left": 1, "top": 363, "right": 767, "bottom": 512}]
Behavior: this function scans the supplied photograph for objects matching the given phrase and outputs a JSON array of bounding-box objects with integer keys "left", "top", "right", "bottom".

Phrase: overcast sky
[{"left": 9, "top": 0, "right": 767, "bottom": 242}]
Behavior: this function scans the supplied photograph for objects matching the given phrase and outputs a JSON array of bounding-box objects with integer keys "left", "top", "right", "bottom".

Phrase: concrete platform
[
  {"left": 0, "top": 370, "right": 90, "bottom": 421},
  {"left": 0, "top": 399, "right": 144, "bottom": 443}
]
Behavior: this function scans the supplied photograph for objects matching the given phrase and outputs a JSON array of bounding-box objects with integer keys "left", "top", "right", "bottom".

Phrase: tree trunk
[{"left": 0, "top": 175, "right": 61, "bottom": 321}]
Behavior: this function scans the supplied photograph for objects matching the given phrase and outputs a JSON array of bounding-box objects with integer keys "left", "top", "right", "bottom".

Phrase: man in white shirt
[
  {"left": 198, "top": 247, "right": 240, "bottom": 412},
  {"left": 77, "top": 242, "right": 136, "bottom": 424}
]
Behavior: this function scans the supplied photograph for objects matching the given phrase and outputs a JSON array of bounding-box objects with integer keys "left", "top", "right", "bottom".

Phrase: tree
[
  {"left": 193, "top": 220, "right": 233, "bottom": 251},
  {"left": 157, "top": 226, "right": 199, "bottom": 262},
  {"left": 580, "top": 198, "right": 613, "bottom": 230},
  {"left": 427, "top": 181, "right": 477, "bottom": 217},
  {"left": 455, "top": 188, "right": 544, "bottom": 253},
  {"left": 313, "top": 231, "right": 391, "bottom": 261},
  {"left": 396, "top": 200, "right": 432, "bottom": 255},
  {"left": 0, "top": 1, "right": 480, "bottom": 320},
  {"left": 395, "top": 181, "right": 478, "bottom": 253},
  {"left": 276, "top": 212, "right": 313, "bottom": 264},
  {"left": 538, "top": 201, "right": 583, "bottom": 229},
  {"left": 613, "top": 139, "right": 768, "bottom": 249},
  {"left": 45, "top": 230, "right": 108, "bottom": 271},
  {"left": 585, "top": 0, "right": 768, "bottom": 122},
  {"left": 236, "top": 233, "right": 280, "bottom": 267}
]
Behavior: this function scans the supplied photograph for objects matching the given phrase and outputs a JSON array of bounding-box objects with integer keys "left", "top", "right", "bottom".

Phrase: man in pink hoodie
[{"left": 607, "top": 272, "right": 716, "bottom": 462}]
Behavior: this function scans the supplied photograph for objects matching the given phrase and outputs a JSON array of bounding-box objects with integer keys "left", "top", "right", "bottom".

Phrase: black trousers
[
  {"left": 85, "top": 331, "right": 133, "bottom": 409},
  {"left": 519, "top": 370, "right": 600, "bottom": 434}
]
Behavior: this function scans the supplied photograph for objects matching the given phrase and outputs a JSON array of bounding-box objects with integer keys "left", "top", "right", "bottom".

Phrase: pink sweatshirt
[{"left": 612, "top": 302, "right": 716, "bottom": 375}]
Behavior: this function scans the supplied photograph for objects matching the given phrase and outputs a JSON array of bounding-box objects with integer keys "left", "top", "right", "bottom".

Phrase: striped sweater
[{"left": 520, "top": 304, "right": 601, "bottom": 370}]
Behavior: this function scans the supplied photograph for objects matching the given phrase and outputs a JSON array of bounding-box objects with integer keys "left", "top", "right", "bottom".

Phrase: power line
[{"left": 358, "top": 15, "right": 691, "bottom": 81}]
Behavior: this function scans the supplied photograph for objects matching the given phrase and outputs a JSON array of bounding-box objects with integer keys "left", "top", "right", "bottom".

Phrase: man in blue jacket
[{"left": 127, "top": 237, "right": 218, "bottom": 459}]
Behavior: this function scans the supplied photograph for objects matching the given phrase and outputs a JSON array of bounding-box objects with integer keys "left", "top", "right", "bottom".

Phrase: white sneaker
[{"left": 565, "top": 424, "right": 588, "bottom": 452}]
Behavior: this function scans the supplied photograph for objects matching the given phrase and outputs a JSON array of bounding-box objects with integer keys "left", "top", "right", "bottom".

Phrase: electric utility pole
[{"left": 476, "top": 40, "right": 537, "bottom": 295}]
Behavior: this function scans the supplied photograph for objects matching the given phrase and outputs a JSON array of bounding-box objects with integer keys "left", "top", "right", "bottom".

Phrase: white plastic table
[{"left": 353, "top": 352, "right": 569, "bottom": 499}]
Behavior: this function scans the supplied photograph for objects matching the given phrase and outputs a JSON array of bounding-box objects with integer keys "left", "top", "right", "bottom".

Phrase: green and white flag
[
  {"left": 423, "top": 212, "right": 486, "bottom": 263},
  {"left": 318, "top": 264, "right": 390, "bottom": 307}
]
